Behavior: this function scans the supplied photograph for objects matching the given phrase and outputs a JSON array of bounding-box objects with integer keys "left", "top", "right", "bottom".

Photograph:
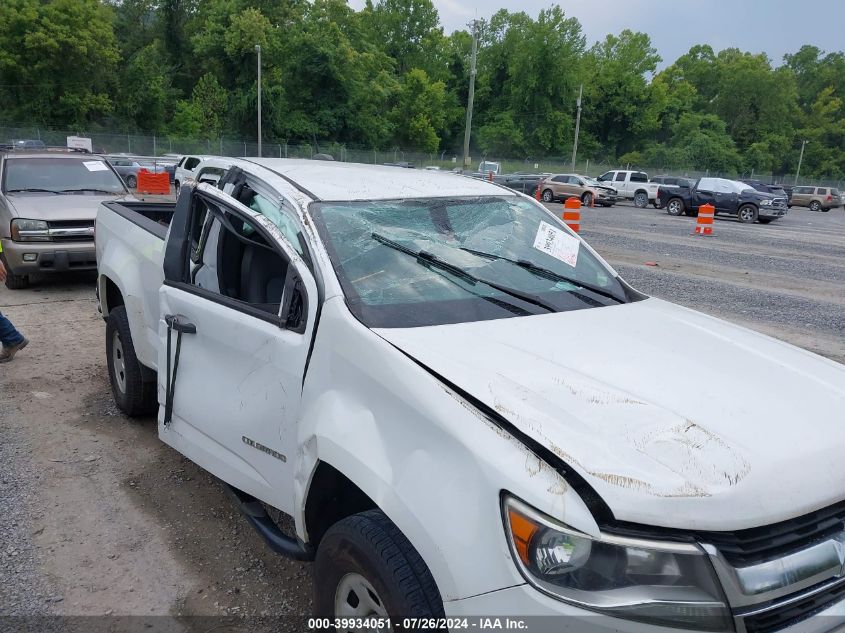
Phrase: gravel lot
[{"left": 0, "top": 201, "right": 842, "bottom": 627}]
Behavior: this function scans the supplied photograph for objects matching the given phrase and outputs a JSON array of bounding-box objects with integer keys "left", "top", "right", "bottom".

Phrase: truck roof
[{"left": 243, "top": 158, "right": 507, "bottom": 201}]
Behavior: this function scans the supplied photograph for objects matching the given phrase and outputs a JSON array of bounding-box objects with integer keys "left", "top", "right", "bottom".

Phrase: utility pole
[
  {"left": 462, "top": 20, "right": 479, "bottom": 172},
  {"left": 794, "top": 139, "right": 807, "bottom": 185},
  {"left": 571, "top": 84, "right": 583, "bottom": 172},
  {"left": 255, "top": 44, "right": 262, "bottom": 157}
]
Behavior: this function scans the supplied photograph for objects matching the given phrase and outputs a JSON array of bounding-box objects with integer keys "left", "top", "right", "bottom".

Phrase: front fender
[{"left": 295, "top": 299, "right": 599, "bottom": 601}]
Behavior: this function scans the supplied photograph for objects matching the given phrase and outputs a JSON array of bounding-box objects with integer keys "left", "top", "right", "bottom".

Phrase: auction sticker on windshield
[
  {"left": 83, "top": 161, "right": 109, "bottom": 172},
  {"left": 533, "top": 221, "right": 579, "bottom": 267}
]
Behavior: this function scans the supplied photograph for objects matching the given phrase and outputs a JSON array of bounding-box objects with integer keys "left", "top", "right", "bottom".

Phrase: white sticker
[
  {"left": 532, "top": 221, "right": 580, "bottom": 267},
  {"left": 82, "top": 161, "right": 109, "bottom": 172}
]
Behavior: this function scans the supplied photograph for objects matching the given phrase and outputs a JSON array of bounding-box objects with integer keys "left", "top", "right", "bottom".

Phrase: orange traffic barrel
[
  {"left": 694, "top": 203, "right": 715, "bottom": 236},
  {"left": 563, "top": 197, "right": 581, "bottom": 233}
]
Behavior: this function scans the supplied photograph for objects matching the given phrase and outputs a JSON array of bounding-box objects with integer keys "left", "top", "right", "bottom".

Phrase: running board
[{"left": 225, "top": 484, "right": 315, "bottom": 561}]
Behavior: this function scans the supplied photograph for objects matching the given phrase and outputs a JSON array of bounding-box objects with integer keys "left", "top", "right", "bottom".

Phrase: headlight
[
  {"left": 759, "top": 199, "right": 773, "bottom": 206},
  {"left": 11, "top": 219, "right": 50, "bottom": 242},
  {"left": 503, "top": 496, "right": 731, "bottom": 631}
]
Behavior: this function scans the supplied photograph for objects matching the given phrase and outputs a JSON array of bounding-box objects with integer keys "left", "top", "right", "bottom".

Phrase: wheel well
[
  {"left": 304, "top": 462, "right": 376, "bottom": 546},
  {"left": 103, "top": 277, "right": 124, "bottom": 315},
  {"left": 635, "top": 189, "right": 648, "bottom": 196}
]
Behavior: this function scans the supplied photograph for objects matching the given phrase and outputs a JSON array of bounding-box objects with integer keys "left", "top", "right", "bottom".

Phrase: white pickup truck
[
  {"left": 95, "top": 157, "right": 845, "bottom": 630},
  {"left": 596, "top": 170, "right": 660, "bottom": 207}
]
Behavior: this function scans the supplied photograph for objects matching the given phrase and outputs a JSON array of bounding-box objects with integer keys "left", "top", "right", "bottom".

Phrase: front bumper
[
  {"left": 0, "top": 238, "right": 97, "bottom": 275},
  {"left": 760, "top": 206, "right": 788, "bottom": 219},
  {"left": 446, "top": 582, "right": 845, "bottom": 633}
]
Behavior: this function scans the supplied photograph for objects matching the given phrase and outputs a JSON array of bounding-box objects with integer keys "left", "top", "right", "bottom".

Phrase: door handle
[{"left": 164, "top": 314, "right": 197, "bottom": 334}]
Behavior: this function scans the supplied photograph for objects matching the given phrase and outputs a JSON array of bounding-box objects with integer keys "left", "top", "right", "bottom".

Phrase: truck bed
[
  {"left": 101, "top": 200, "right": 176, "bottom": 241},
  {"left": 96, "top": 199, "right": 177, "bottom": 372}
]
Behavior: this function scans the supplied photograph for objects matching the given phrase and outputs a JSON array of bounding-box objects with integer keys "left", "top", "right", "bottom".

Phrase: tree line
[{"left": 1, "top": 0, "right": 843, "bottom": 178}]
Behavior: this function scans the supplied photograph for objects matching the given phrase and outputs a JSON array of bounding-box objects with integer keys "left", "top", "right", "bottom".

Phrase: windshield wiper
[
  {"left": 460, "top": 246, "right": 625, "bottom": 304},
  {"left": 372, "top": 233, "right": 556, "bottom": 313},
  {"left": 57, "top": 188, "right": 120, "bottom": 194},
  {"left": 5, "top": 188, "right": 60, "bottom": 194}
]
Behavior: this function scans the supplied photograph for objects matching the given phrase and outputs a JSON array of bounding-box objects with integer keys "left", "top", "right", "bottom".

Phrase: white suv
[{"left": 173, "top": 154, "right": 214, "bottom": 191}]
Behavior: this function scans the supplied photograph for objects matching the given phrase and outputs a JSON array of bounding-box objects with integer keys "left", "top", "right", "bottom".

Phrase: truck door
[
  {"left": 692, "top": 177, "right": 719, "bottom": 211},
  {"left": 156, "top": 184, "right": 318, "bottom": 515}
]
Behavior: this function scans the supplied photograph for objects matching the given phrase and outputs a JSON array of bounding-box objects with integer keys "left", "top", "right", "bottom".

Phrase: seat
[{"left": 239, "top": 243, "right": 287, "bottom": 313}]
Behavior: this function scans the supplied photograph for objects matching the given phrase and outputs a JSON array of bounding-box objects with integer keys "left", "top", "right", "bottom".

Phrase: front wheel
[
  {"left": 314, "top": 509, "right": 445, "bottom": 624},
  {"left": 633, "top": 192, "right": 649, "bottom": 208},
  {"left": 737, "top": 204, "right": 758, "bottom": 223},
  {"left": 666, "top": 198, "right": 685, "bottom": 216},
  {"left": 1, "top": 255, "right": 28, "bottom": 289},
  {"left": 541, "top": 189, "right": 554, "bottom": 203},
  {"left": 126, "top": 175, "right": 137, "bottom": 189},
  {"left": 581, "top": 192, "right": 593, "bottom": 207},
  {"left": 106, "top": 305, "right": 157, "bottom": 417}
]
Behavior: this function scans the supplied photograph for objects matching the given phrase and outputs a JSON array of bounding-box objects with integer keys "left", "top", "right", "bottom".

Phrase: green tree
[
  {"left": 0, "top": 0, "right": 119, "bottom": 125},
  {"left": 391, "top": 68, "right": 446, "bottom": 151},
  {"left": 582, "top": 30, "right": 663, "bottom": 157}
]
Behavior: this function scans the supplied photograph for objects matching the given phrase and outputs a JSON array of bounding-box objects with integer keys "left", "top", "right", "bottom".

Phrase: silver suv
[{"left": 0, "top": 151, "right": 129, "bottom": 289}]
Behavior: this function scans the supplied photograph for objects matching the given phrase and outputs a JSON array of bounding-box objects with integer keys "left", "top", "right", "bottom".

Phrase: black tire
[
  {"left": 127, "top": 175, "right": 137, "bottom": 189},
  {"left": 809, "top": 200, "right": 821, "bottom": 212},
  {"left": 1, "top": 254, "right": 29, "bottom": 289},
  {"left": 581, "top": 192, "right": 593, "bottom": 207},
  {"left": 633, "top": 191, "right": 648, "bottom": 208},
  {"left": 666, "top": 198, "right": 685, "bottom": 216},
  {"left": 653, "top": 200, "right": 662, "bottom": 209},
  {"left": 314, "top": 509, "right": 445, "bottom": 624},
  {"left": 106, "top": 305, "right": 157, "bottom": 417},
  {"left": 541, "top": 189, "right": 554, "bottom": 203},
  {"left": 737, "top": 204, "right": 758, "bottom": 223}
]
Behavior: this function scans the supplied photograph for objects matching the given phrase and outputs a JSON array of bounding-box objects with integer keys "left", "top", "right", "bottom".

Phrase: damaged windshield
[{"left": 310, "top": 196, "right": 631, "bottom": 328}]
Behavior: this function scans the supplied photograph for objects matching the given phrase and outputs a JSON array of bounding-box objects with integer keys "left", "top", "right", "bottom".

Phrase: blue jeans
[{"left": 0, "top": 312, "right": 24, "bottom": 347}]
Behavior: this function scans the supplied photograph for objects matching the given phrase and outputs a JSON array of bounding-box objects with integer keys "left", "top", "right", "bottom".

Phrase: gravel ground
[
  {"left": 563, "top": 201, "right": 845, "bottom": 362},
  {"left": 0, "top": 201, "right": 842, "bottom": 627}
]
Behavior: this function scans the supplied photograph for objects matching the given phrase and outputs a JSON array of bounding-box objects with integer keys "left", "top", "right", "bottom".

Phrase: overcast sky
[{"left": 349, "top": 0, "right": 845, "bottom": 70}]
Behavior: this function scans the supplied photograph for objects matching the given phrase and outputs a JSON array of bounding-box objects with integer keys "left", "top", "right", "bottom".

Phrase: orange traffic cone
[
  {"left": 563, "top": 198, "right": 581, "bottom": 233},
  {"left": 694, "top": 203, "right": 715, "bottom": 236}
]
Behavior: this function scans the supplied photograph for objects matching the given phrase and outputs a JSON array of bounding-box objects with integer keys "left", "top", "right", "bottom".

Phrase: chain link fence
[{"left": 3, "top": 124, "right": 841, "bottom": 189}]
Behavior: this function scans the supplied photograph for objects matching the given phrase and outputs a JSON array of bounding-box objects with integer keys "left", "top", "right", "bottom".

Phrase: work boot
[{"left": 0, "top": 337, "right": 29, "bottom": 363}]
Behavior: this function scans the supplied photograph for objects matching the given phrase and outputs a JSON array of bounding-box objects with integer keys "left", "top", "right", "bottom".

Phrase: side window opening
[
  {"left": 189, "top": 201, "right": 307, "bottom": 329},
  {"left": 614, "top": 172, "right": 626, "bottom": 182}
]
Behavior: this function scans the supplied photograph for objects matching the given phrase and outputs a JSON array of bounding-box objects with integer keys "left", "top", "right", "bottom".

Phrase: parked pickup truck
[
  {"left": 96, "top": 158, "right": 845, "bottom": 628},
  {"left": 596, "top": 169, "right": 660, "bottom": 207},
  {"left": 657, "top": 176, "right": 789, "bottom": 224}
]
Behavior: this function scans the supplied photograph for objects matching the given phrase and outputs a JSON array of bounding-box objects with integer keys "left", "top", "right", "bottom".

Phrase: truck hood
[
  {"left": 5, "top": 192, "right": 130, "bottom": 222},
  {"left": 375, "top": 298, "right": 845, "bottom": 531}
]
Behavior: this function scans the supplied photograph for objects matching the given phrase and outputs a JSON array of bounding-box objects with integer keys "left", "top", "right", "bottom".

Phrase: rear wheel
[
  {"left": 809, "top": 200, "right": 821, "bottom": 212},
  {"left": 541, "top": 189, "right": 554, "bottom": 203},
  {"left": 666, "top": 198, "right": 685, "bottom": 216},
  {"left": 126, "top": 175, "right": 137, "bottom": 189},
  {"left": 106, "top": 306, "right": 157, "bottom": 417},
  {"left": 314, "top": 509, "right": 445, "bottom": 625},
  {"left": 737, "top": 204, "right": 758, "bottom": 223},
  {"left": 633, "top": 191, "right": 648, "bottom": 208}
]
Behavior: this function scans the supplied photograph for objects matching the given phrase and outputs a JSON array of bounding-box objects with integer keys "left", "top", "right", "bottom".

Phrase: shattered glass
[{"left": 310, "top": 196, "right": 627, "bottom": 327}]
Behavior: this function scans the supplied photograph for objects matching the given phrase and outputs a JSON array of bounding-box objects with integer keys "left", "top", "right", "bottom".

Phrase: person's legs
[
  {"left": 0, "top": 312, "right": 27, "bottom": 362},
  {"left": 0, "top": 311, "right": 24, "bottom": 347}
]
